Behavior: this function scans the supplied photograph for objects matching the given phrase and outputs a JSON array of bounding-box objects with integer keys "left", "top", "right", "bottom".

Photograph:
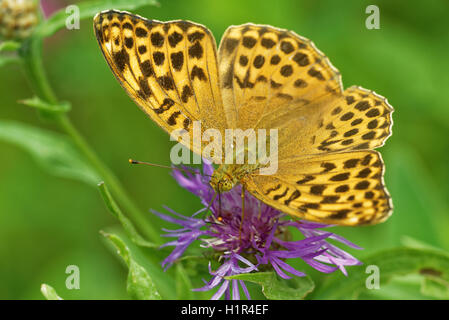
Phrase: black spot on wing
[
  {"left": 188, "top": 31, "right": 205, "bottom": 42},
  {"left": 181, "top": 85, "right": 193, "bottom": 103},
  {"left": 188, "top": 42, "right": 203, "bottom": 59},
  {"left": 191, "top": 66, "right": 207, "bottom": 81},
  {"left": 154, "top": 98, "right": 174, "bottom": 114},
  {"left": 157, "top": 75, "right": 175, "bottom": 90},
  {"left": 170, "top": 52, "right": 184, "bottom": 71},
  {"left": 153, "top": 52, "right": 165, "bottom": 65},
  {"left": 151, "top": 32, "right": 164, "bottom": 47},
  {"left": 168, "top": 31, "right": 183, "bottom": 47},
  {"left": 224, "top": 38, "right": 239, "bottom": 53},
  {"left": 140, "top": 60, "right": 153, "bottom": 77},
  {"left": 293, "top": 52, "right": 309, "bottom": 66},
  {"left": 167, "top": 111, "right": 181, "bottom": 125},
  {"left": 136, "top": 27, "right": 148, "bottom": 37},
  {"left": 284, "top": 190, "right": 301, "bottom": 205},
  {"left": 242, "top": 36, "right": 257, "bottom": 48},
  {"left": 113, "top": 49, "right": 129, "bottom": 72},
  {"left": 261, "top": 38, "right": 276, "bottom": 48}
]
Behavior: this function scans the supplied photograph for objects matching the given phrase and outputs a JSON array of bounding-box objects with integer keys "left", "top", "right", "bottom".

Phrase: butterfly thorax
[{"left": 210, "top": 164, "right": 258, "bottom": 193}]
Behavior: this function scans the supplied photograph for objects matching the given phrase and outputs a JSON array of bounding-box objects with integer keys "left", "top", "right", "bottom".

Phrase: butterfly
[{"left": 93, "top": 10, "right": 393, "bottom": 226}]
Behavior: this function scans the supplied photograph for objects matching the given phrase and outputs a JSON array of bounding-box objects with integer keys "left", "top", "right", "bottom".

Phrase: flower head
[
  {"left": 152, "top": 160, "right": 362, "bottom": 299},
  {"left": 0, "top": 0, "right": 38, "bottom": 40}
]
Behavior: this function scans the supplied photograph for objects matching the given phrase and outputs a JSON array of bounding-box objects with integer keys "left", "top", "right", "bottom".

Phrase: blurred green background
[{"left": 1, "top": 0, "right": 449, "bottom": 299}]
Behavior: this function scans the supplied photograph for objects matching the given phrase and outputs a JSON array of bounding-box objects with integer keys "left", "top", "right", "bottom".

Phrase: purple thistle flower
[
  {"left": 151, "top": 160, "right": 362, "bottom": 299},
  {"left": 194, "top": 253, "right": 256, "bottom": 300}
]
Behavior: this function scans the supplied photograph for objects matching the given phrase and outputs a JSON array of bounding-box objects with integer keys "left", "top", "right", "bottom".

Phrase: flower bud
[{"left": 0, "top": 0, "right": 39, "bottom": 40}]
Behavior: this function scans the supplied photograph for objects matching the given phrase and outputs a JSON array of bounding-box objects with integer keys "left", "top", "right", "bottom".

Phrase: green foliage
[
  {"left": 35, "top": 0, "right": 159, "bottom": 38},
  {"left": 422, "top": 278, "right": 449, "bottom": 300},
  {"left": 175, "top": 263, "right": 194, "bottom": 300},
  {"left": 0, "top": 55, "right": 21, "bottom": 67},
  {"left": 0, "top": 41, "right": 21, "bottom": 52},
  {"left": 19, "top": 96, "right": 71, "bottom": 113},
  {"left": 102, "top": 232, "right": 162, "bottom": 300},
  {"left": 40, "top": 284, "right": 63, "bottom": 300},
  {"left": 0, "top": 120, "right": 100, "bottom": 185},
  {"left": 0, "top": 41, "right": 22, "bottom": 67},
  {"left": 315, "top": 248, "right": 449, "bottom": 299},
  {"left": 227, "top": 272, "right": 315, "bottom": 300},
  {"left": 98, "top": 182, "right": 157, "bottom": 248}
]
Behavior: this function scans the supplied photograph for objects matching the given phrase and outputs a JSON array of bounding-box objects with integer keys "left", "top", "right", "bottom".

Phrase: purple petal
[
  {"left": 327, "top": 233, "right": 363, "bottom": 250},
  {"left": 239, "top": 280, "right": 251, "bottom": 300},
  {"left": 273, "top": 258, "right": 306, "bottom": 277},
  {"left": 202, "top": 158, "right": 214, "bottom": 177},
  {"left": 211, "top": 281, "right": 229, "bottom": 300},
  {"left": 232, "top": 279, "right": 240, "bottom": 300},
  {"left": 270, "top": 258, "right": 292, "bottom": 279}
]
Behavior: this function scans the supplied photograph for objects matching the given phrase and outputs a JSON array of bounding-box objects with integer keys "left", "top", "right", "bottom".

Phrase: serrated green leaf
[
  {"left": 98, "top": 182, "right": 157, "bottom": 248},
  {"left": 40, "top": 284, "right": 63, "bottom": 300},
  {"left": 36, "top": 0, "right": 159, "bottom": 38},
  {"left": 19, "top": 96, "right": 71, "bottom": 113},
  {"left": 315, "top": 247, "right": 449, "bottom": 299},
  {"left": 0, "top": 40, "right": 21, "bottom": 52},
  {"left": 0, "top": 120, "right": 101, "bottom": 185},
  {"left": 227, "top": 272, "right": 315, "bottom": 300},
  {"left": 102, "top": 232, "right": 162, "bottom": 300}
]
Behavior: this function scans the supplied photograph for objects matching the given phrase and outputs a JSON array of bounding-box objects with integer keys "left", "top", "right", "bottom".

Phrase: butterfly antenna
[{"left": 129, "top": 159, "right": 212, "bottom": 177}]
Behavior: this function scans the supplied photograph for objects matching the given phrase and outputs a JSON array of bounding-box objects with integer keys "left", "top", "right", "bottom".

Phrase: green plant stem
[{"left": 19, "top": 36, "right": 161, "bottom": 244}]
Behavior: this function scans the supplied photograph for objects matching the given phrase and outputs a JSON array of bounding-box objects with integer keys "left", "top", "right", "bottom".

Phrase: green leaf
[
  {"left": 0, "top": 40, "right": 21, "bottom": 52},
  {"left": 0, "top": 55, "right": 21, "bottom": 67},
  {"left": 227, "top": 272, "right": 315, "bottom": 300},
  {"left": 101, "top": 232, "right": 162, "bottom": 300},
  {"left": 176, "top": 263, "right": 194, "bottom": 300},
  {"left": 98, "top": 182, "right": 157, "bottom": 248},
  {"left": 401, "top": 236, "right": 447, "bottom": 253},
  {"left": 315, "top": 247, "right": 449, "bottom": 299},
  {"left": 36, "top": 0, "right": 159, "bottom": 38},
  {"left": 0, "top": 120, "right": 101, "bottom": 186},
  {"left": 40, "top": 284, "right": 63, "bottom": 300},
  {"left": 422, "top": 277, "right": 449, "bottom": 299},
  {"left": 387, "top": 146, "right": 449, "bottom": 248},
  {"left": 19, "top": 96, "right": 71, "bottom": 113}
]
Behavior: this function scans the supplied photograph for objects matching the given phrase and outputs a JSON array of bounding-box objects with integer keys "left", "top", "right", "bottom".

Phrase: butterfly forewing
[
  {"left": 218, "top": 24, "right": 343, "bottom": 130},
  {"left": 94, "top": 10, "right": 226, "bottom": 163}
]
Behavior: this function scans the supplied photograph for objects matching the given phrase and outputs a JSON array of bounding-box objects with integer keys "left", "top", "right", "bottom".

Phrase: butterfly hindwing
[
  {"left": 94, "top": 10, "right": 226, "bottom": 162},
  {"left": 310, "top": 86, "right": 393, "bottom": 153},
  {"left": 272, "top": 86, "right": 394, "bottom": 160},
  {"left": 244, "top": 150, "right": 392, "bottom": 226}
]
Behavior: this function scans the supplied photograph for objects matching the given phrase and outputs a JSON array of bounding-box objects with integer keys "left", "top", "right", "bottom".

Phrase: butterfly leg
[
  {"left": 218, "top": 192, "right": 222, "bottom": 217},
  {"left": 239, "top": 186, "right": 245, "bottom": 241},
  {"left": 200, "top": 191, "right": 217, "bottom": 221}
]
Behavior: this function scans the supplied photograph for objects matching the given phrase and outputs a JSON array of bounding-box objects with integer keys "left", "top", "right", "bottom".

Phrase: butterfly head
[{"left": 210, "top": 169, "right": 236, "bottom": 193}]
